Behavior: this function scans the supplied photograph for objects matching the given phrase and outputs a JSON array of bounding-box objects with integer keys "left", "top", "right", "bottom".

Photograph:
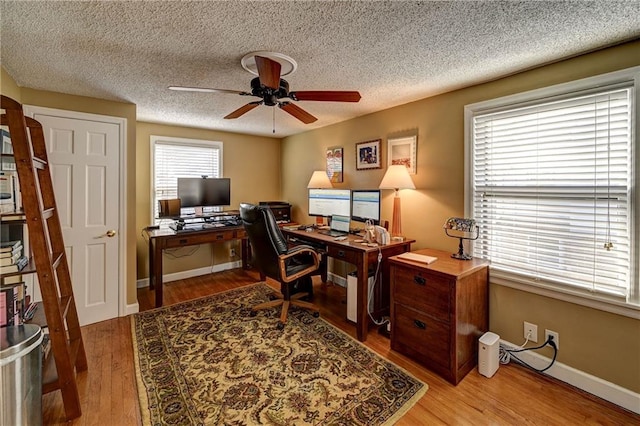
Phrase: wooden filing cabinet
[{"left": 389, "top": 248, "right": 489, "bottom": 385}]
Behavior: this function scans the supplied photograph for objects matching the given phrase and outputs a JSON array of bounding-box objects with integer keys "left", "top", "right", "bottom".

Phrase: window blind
[
  {"left": 471, "top": 85, "right": 632, "bottom": 299},
  {"left": 153, "top": 141, "right": 221, "bottom": 219}
]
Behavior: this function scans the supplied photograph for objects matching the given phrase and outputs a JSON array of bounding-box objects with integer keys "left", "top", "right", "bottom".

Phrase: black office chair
[{"left": 240, "top": 203, "right": 321, "bottom": 329}]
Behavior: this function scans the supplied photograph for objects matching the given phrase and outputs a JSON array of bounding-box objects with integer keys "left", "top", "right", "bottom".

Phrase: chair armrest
[{"left": 278, "top": 246, "right": 321, "bottom": 283}]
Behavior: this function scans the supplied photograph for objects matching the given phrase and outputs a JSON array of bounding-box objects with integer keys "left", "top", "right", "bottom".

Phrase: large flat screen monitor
[
  {"left": 177, "top": 177, "right": 231, "bottom": 207},
  {"left": 351, "top": 189, "right": 381, "bottom": 224},
  {"left": 308, "top": 189, "right": 351, "bottom": 217}
]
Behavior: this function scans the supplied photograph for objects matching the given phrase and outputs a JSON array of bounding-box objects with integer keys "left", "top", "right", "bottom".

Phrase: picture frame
[
  {"left": 356, "top": 139, "right": 382, "bottom": 170},
  {"left": 387, "top": 135, "right": 417, "bottom": 174},
  {"left": 326, "top": 146, "right": 343, "bottom": 183}
]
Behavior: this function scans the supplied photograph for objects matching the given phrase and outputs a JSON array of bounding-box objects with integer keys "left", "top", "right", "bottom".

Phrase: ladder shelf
[{"left": 1, "top": 95, "right": 87, "bottom": 420}]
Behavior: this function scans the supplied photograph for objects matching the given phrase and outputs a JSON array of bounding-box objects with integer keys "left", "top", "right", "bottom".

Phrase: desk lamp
[
  {"left": 443, "top": 217, "right": 479, "bottom": 260},
  {"left": 307, "top": 170, "right": 332, "bottom": 225},
  {"left": 379, "top": 165, "right": 415, "bottom": 237}
]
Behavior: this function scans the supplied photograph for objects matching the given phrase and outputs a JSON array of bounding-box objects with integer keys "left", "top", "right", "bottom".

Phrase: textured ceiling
[{"left": 1, "top": 1, "right": 639, "bottom": 138}]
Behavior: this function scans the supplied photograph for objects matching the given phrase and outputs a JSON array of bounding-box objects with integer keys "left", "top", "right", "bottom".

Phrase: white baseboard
[
  {"left": 327, "top": 272, "right": 347, "bottom": 287},
  {"left": 123, "top": 302, "right": 139, "bottom": 316},
  {"left": 501, "top": 339, "right": 640, "bottom": 414},
  {"left": 136, "top": 260, "right": 243, "bottom": 288}
]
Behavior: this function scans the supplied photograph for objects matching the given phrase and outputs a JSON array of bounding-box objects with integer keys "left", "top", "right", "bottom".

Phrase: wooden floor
[{"left": 42, "top": 268, "right": 639, "bottom": 425}]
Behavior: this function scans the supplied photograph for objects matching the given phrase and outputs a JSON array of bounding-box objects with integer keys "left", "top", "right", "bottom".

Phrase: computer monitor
[
  {"left": 351, "top": 189, "right": 381, "bottom": 225},
  {"left": 308, "top": 189, "right": 351, "bottom": 218},
  {"left": 177, "top": 177, "right": 231, "bottom": 208}
]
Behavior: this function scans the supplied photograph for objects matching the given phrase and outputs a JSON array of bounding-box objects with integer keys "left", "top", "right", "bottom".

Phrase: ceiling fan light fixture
[{"left": 241, "top": 51, "right": 297, "bottom": 77}]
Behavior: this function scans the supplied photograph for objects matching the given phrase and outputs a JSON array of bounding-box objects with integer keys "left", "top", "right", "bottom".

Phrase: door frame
[{"left": 24, "top": 105, "right": 128, "bottom": 318}]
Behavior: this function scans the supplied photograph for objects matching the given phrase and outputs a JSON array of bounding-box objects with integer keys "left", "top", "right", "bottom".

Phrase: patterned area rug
[{"left": 132, "top": 283, "right": 427, "bottom": 425}]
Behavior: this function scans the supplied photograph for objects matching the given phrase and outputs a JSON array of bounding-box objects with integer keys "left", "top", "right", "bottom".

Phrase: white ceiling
[{"left": 2, "top": 1, "right": 639, "bottom": 138}]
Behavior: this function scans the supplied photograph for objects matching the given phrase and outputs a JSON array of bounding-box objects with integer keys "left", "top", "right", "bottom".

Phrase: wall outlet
[
  {"left": 230, "top": 248, "right": 236, "bottom": 257},
  {"left": 545, "top": 329, "right": 559, "bottom": 349},
  {"left": 524, "top": 321, "right": 538, "bottom": 343}
]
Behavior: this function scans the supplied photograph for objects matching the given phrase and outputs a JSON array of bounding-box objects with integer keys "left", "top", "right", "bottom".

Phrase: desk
[
  {"left": 282, "top": 228, "right": 414, "bottom": 342},
  {"left": 146, "top": 226, "right": 249, "bottom": 308}
]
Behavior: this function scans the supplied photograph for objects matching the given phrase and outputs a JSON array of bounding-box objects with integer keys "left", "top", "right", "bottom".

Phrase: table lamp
[
  {"left": 379, "top": 165, "right": 415, "bottom": 237},
  {"left": 307, "top": 170, "right": 333, "bottom": 225},
  {"left": 443, "top": 217, "right": 479, "bottom": 260}
]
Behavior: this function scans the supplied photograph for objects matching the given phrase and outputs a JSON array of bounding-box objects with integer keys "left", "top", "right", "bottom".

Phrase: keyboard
[{"left": 319, "top": 230, "right": 348, "bottom": 237}]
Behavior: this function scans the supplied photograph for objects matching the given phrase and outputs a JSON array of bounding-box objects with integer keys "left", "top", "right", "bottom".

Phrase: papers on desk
[{"left": 397, "top": 252, "right": 438, "bottom": 264}]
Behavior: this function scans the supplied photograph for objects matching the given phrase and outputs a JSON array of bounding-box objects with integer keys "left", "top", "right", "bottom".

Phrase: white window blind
[
  {"left": 470, "top": 84, "right": 632, "bottom": 300},
  {"left": 152, "top": 137, "right": 222, "bottom": 221}
]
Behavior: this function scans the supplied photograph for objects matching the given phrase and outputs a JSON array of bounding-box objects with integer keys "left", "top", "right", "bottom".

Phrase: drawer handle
[
  {"left": 413, "top": 275, "right": 426, "bottom": 286},
  {"left": 338, "top": 250, "right": 345, "bottom": 257},
  {"left": 414, "top": 320, "right": 426, "bottom": 329},
  {"left": 216, "top": 234, "right": 224, "bottom": 239}
]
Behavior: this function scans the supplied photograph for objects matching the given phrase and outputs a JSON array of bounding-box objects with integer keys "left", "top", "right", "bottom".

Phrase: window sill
[{"left": 490, "top": 269, "right": 640, "bottom": 320}]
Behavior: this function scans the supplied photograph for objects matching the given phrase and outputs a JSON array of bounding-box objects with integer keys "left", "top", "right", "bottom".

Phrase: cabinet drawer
[
  {"left": 326, "top": 245, "right": 359, "bottom": 265},
  {"left": 392, "top": 303, "right": 450, "bottom": 369},
  {"left": 392, "top": 265, "right": 450, "bottom": 320}
]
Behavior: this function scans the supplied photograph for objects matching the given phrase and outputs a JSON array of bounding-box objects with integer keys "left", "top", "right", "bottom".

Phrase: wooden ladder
[{"left": 1, "top": 95, "right": 87, "bottom": 420}]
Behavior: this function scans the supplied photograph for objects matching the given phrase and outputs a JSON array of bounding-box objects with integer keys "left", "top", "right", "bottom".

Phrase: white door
[{"left": 25, "top": 108, "right": 123, "bottom": 326}]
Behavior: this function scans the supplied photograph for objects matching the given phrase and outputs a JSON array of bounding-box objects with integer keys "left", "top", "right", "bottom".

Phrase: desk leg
[
  {"left": 148, "top": 238, "right": 154, "bottom": 290},
  {"left": 154, "top": 242, "right": 164, "bottom": 308},
  {"left": 356, "top": 255, "right": 370, "bottom": 342},
  {"left": 241, "top": 238, "right": 249, "bottom": 269}
]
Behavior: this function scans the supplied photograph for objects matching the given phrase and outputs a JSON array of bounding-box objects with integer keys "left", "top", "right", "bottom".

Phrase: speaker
[
  {"left": 158, "top": 198, "right": 181, "bottom": 218},
  {"left": 478, "top": 331, "right": 500, "bottom": 378}
]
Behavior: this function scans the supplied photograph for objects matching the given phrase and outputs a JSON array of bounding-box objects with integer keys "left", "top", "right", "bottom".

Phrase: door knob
[{"left": 105, "top": 230, "right": 116, "bottom": 238}]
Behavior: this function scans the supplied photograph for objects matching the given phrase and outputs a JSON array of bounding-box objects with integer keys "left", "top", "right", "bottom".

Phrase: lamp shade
[
  {"left": 379, "top": 165, "right": 415, "bottom": 190},
  {"left": 307, "top": 170, "right": 333, "bottom": 188}
]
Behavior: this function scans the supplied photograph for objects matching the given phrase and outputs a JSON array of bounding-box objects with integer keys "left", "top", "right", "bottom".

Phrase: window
[
  {"left": 151, "top": 135, "right": 223, "bottom": 222},
  {"left": 465, "top": 67, "right": 639, "bottom": 312}
]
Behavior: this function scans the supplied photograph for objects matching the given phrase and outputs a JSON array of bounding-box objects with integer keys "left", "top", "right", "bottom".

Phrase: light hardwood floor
[{"left": 42, "top": 268, "right": 639, "bottom": 425}]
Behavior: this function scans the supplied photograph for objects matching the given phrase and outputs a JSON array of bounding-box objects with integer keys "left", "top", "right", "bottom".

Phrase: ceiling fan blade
[
  {"left": 169, "top": 86, "right": 246, "bottom": 95},
  {"left": 279, "top": 102, "right": 318, "bottom": 124},
  {"left": 224, "top": 102, "right": 261, "bottom": 119},
  {"left": 289, "top": 91, "right": 361, "bottom": 102},
  {"left": 255, "top": 56, "right": 281, "bottom": 90}
]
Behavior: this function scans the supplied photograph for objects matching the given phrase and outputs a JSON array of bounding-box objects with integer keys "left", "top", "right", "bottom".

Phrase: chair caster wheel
[
  {"left": 249, "top": 310, "right": 257, "bottom": 317},
  {"left": 276, "top": 322, "right": 285, "bottom": 330},
  {"left": 313, "top": 312, "right": 320, "bottom": 318}
]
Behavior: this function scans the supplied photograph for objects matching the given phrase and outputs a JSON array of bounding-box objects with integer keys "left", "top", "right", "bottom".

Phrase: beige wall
[
  {"left": 281, "top": 40, "right": 640, "bottom": 392},
  {"left": 135, "top": 122, "right": 281, "bottom": 279},
  {"left": 1, "top": 68, "right": 21, "bottom": 102}
]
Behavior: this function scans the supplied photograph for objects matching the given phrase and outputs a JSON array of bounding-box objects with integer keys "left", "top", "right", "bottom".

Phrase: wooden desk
[
  {"left": 146, "top": 225, "right": 248, "bottom": 307},
  {"left": 282, "top": 228, "right": 414, "bottom": 342}
]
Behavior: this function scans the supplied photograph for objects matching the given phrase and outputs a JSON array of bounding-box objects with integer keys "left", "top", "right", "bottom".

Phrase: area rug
[{"left": 132, "top": 282, "right": 427, "bottom": 425}]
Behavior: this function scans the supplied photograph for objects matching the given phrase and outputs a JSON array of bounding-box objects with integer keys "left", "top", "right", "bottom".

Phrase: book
[
  {"left": 0, "top": 255, "right": 28, "bottom": 273},
  {"left": 1, "top": 282, "right": 25, "bottom": 325},
  {"left": 0, "top": 243, "right": 22, "bottom": 259},
  {"left": 0, "top": 287, "right": 16, "bottom": 327},
  {"left": 0, "top": 251, "right": 22, "bottom": 266},
  {"left": 397, "top": 252, "right": 438, "bottom": 265},
  {"left": 0, "top": 240, "right": 21, "bottom": 253}
]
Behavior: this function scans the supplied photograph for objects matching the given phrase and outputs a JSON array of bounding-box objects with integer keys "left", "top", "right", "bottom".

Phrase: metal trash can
[{"left": 1, "top": 324, "right": 43, "bottom": 426}]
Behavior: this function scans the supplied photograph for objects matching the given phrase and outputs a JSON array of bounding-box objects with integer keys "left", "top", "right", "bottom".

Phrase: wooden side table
[{"left": 389, "top": 248, "right": 489, "bottom": 384}]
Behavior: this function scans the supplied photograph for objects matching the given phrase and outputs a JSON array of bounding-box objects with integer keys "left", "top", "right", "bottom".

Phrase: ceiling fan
[{"left": 169, "top": 55, "right": 361, "bottom": 124}]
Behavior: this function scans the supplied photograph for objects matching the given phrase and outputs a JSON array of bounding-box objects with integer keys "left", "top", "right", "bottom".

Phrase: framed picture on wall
[
  {"left": 387, "top": 135, "right": 417, "bottom": 174},
  {"left": 356, "top": 139, "right": 382, "bottom": 170},
  {"left": 326, "top": 146, "right": 343, "bottom": 183}
]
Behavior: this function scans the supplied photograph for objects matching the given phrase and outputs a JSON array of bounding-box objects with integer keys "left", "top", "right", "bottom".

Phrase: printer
[{"left": 259, "top": 201, "right": 292, "bottom": 223}]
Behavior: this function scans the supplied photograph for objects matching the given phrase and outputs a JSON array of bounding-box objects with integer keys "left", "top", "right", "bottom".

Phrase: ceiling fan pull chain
[{"left": 273, "top": 106, "right": 276, "bottom": 134}]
